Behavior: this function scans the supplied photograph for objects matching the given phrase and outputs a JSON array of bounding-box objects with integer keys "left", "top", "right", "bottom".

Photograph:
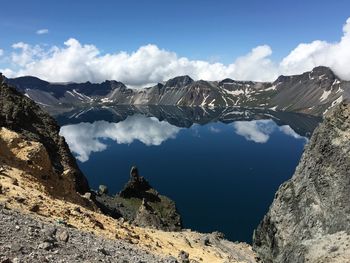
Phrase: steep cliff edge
[
  {"left": 0, "top": 73, "right": 89, "bottom": 195},
  {"left": 253, "top": 102, "right": 350, "bottom": 263}
]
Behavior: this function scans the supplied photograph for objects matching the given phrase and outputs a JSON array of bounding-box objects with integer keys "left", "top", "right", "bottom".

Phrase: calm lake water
[{"left": 56, "top": 106, "right": 320, "bottom": 243}]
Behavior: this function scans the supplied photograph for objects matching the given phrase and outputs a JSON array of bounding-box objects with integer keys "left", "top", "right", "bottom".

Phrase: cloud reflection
[
  {"left": 233, "top": 119, "right": 307, "bottom": 143},
  {"left": 60, "top": 114, "right": 181, "bottom": 162}
]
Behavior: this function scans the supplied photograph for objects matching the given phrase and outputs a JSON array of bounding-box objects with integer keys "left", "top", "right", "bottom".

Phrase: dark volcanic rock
[
  {"left": 253, "top": 102, "right": 350, "bottom": 262},
  {"left": 93, "top": 193, "right": 123, "bottom": 219},
  {"left": 95, "top": 166, "right": 182, "bottom": 231},
  {"left": 119, "top": 166, "right": 159, "bottom": 201},
  {"left": 0, "top": 73, "right": 89, "bottom": 194},
  {"left": 164, "top": 75, "right": 194, "bottom": 88}
]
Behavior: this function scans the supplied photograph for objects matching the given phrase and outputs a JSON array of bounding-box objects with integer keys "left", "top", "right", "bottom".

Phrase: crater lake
[{"left": 55, "top": 105, "right": 320, "bottom": 243}]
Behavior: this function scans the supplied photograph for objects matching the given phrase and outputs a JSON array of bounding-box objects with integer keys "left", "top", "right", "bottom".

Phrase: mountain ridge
[{"left": 4, "top": 66, "right": 350, "bottom": 116}]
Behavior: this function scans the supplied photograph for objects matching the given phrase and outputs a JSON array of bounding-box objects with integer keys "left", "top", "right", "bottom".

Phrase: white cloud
[
  {"left": 36, "top": 29, "right": 49, "bottom": 35},
  {"left": 59, "top": 114, "right": 181, "bottom": 162},
  {"left": 1, "top": 17, "right": 350, "bottom": 86},
  {"left": 209, "top": 126, "right": 221, "bottom": 133},
  {"left": 229, "top": 45, "right": 277, "bottom": 81},
  {"left": 279, "top": 125, "right": 308, "bottom": 142},
  {"left": 1, "top": 39, "right": 276, "bottom": 87},
  {"left": 233, "top": 120, "right": 306, "bottom": 143},
  {"left": 11, "top": 42, "right": 45, "bottom": 67},
  {"left": 233, "top": 120, "right": 276, "bottom": 143},
  {"left": 0, "top": 49, "right": 3, "bottom": 56},
  {"left": 280, "top": 17, "right": 350, "bottom": 80}
]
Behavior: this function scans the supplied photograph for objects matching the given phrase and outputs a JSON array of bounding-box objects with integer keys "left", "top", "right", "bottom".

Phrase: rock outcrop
[
  {"left": 0, "top": 73, "right": 89, "bottom": 194},
  {"left": 133, "top": 198, "right": 163, "bottom": 228},
  {"left": 253, "top": 102, "right": 350, "bottom": 263},
  {"left": 95, "top": 166, "right": 182, "bottom": 231},
  {"left": 119, "top": 166, "right": 156, "bottom": 200}
]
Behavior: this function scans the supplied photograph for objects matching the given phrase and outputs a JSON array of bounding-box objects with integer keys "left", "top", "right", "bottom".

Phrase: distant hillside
[{"left": 4, "top": 66, "right": 350, "bottom": 116}]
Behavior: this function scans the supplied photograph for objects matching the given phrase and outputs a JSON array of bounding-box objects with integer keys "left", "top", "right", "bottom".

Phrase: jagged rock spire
[{"left": 118, "top": 166, "right": 158, "bottom": 201}]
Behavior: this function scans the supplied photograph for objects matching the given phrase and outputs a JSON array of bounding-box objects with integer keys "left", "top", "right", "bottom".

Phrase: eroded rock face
[
  {"left": 253, "top": 102, "right": 350, "bottom": 263},
  {"left": 0, "top": 73, "right": 89, "bottom": 194},
  {"left": 133, "top": 198, "right": 163, "bottom": 228},
  {"left": 0, "top": 127, "right": 52, "bottom": 174}
]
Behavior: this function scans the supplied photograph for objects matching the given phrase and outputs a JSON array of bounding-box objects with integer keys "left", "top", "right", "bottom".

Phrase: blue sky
[
  {"left": 1, "top": 0, "right": 349, "bottom": 62},
  {"left": 1, "top": 0, "right": 350, "bottom": 86}
]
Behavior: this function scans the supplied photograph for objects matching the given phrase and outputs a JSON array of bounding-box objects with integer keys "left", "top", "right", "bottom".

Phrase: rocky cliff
[
  {"left": 95, "top": 166, "right": 182, "bottom": 231},
  {"left": 0, "top": 73, "right": 89, "bottom": 195},
  {"left": 253, "top": 101, "right": 350, "bottom": 263}
]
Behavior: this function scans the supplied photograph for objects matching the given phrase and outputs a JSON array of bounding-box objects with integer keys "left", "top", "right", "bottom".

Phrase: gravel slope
[{"left": 0, "top": 204, "right": 177, "bottom": 263}]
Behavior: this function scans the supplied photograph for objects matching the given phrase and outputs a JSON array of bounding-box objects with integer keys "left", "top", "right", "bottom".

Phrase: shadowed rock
[
  {"left": 119, "top": 166, "right": 160, "bottom": 202},
  {"left": 95, "top": 166, "right": 182, "bottom": 231}
]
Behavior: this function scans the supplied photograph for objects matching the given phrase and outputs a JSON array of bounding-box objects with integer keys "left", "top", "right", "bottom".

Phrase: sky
[{"left": 0, "top": 0, "right": 350, "bottom": 87}]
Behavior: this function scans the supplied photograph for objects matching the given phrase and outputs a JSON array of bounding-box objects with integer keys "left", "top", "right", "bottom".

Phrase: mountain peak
[
  {"left": 164, "top": 75, "right": 194, "bottom": 88},
  {"left": 310, "top": 66, "right": 337, "bottom": 79},
  {"left": 218, "top": 78, "right": 236, "bottom": 86},
  {"left": 6, "top": 75, "right": 49, "bottom": 89},
  {"left": 274, "top": 66, "right": 338, "bottom": 85},
  {"left": 104, "top": 80, "right": 127, "bottom": 89}
]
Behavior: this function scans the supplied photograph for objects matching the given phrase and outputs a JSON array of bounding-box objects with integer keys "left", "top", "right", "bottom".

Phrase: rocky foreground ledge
[{"left": 0, "top": 203, "right": 176, "bottom": 263}]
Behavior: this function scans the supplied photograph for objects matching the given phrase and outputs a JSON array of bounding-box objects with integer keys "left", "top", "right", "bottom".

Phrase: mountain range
[{"left": 3, "top": 66, "right": 350, "bottom": 116}]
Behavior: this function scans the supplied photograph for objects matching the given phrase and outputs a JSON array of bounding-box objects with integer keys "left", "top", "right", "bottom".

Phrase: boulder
[{"left": 98, "top": 185, "right": 108, "bottom": 195}]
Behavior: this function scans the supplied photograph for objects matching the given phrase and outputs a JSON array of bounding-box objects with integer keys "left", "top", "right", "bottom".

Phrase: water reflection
[
  {"left": 233, "top": 120, "right": 306, "bottom": 143},
  {"left": 54, "top": 105, "right": 320, "bottom": 138},
  {"left": 61, "top": 115, "right": 308, "bottom": 162},
  {"left": 60, "top": 114, "right": 180, "bottom": 162},
  {"left": 57, "top": 106, "right": 319, "bottom": 162}
]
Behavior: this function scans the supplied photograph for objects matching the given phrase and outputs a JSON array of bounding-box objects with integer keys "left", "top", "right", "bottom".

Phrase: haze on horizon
[{"left": 0, "top": 0, "right": 350, "bottom": 87}]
